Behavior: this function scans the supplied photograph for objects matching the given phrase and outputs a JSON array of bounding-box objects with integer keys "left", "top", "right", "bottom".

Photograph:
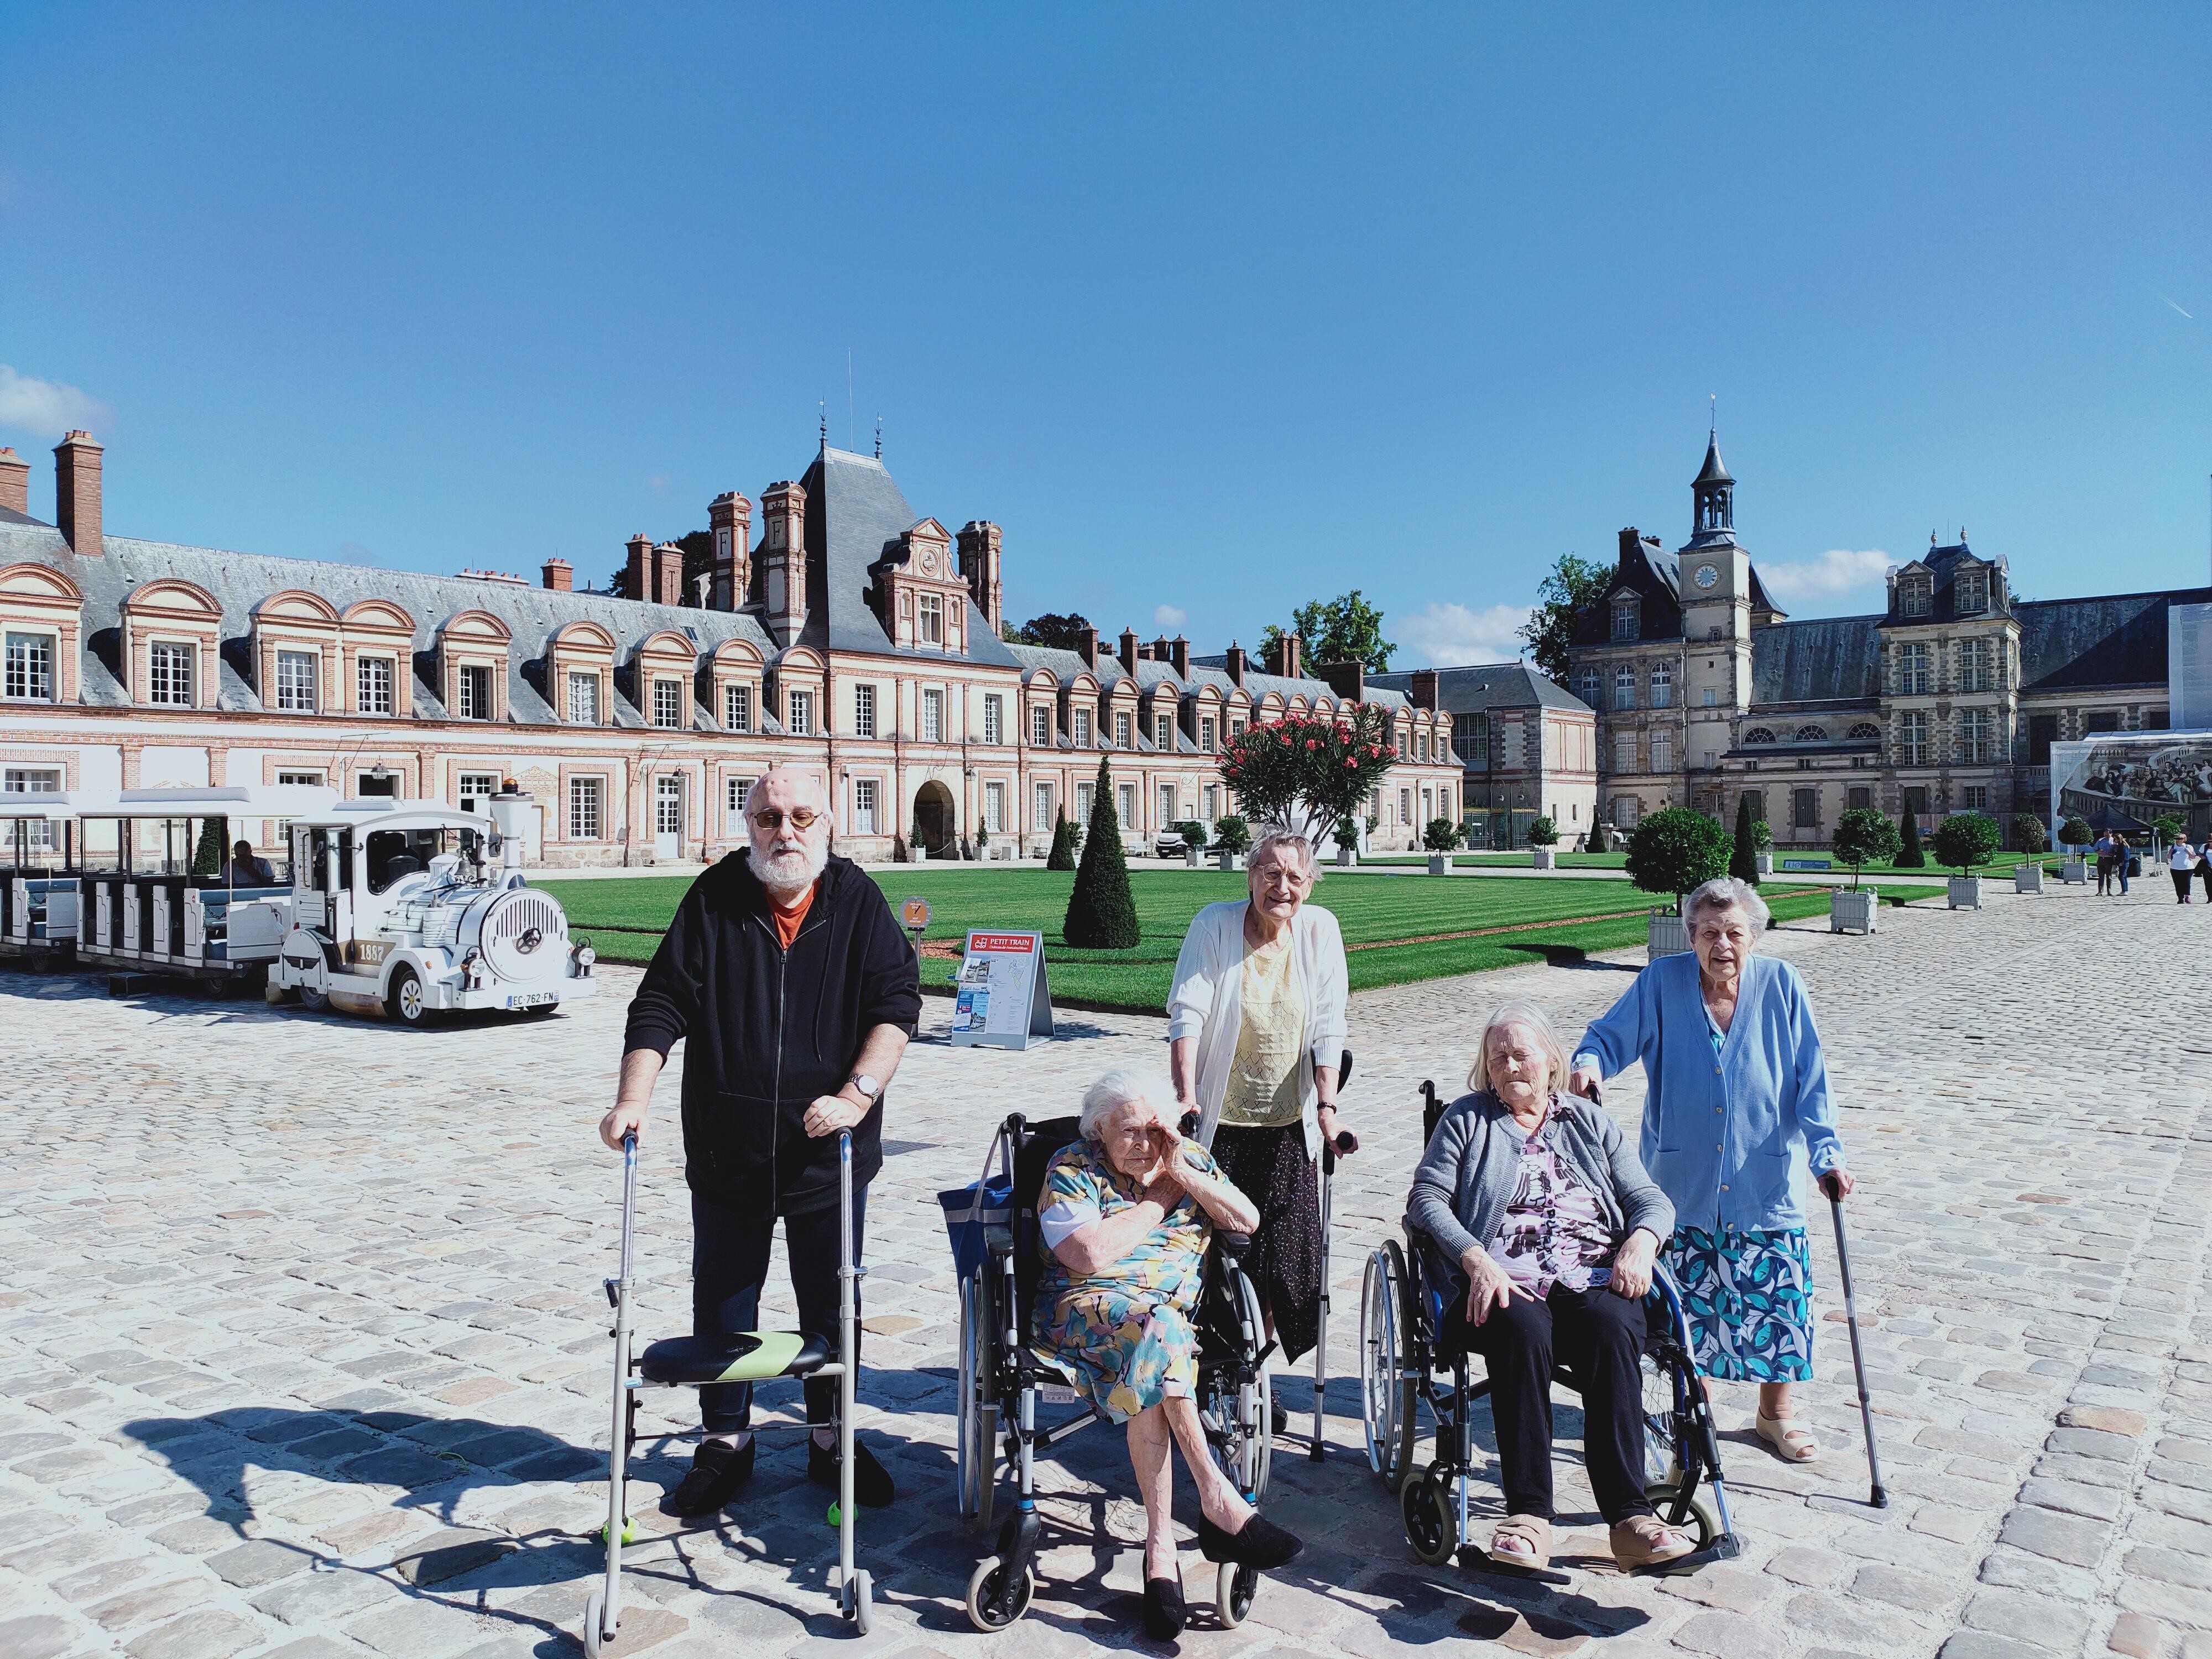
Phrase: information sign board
[{"left": 949, "top": 929, "right": 1055, "bottom": 1050}]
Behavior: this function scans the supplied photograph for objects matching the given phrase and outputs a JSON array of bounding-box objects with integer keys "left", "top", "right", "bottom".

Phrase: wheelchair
[
  {"left": 944, "top": 1111, "right": 1277, "bottom": 1632},
  {"left": 1358, "top": 1082, "right": 1740, "bottom": 1572},
  {"left": 583, "top": 1129, "right": 873, "bottom": 1655}
]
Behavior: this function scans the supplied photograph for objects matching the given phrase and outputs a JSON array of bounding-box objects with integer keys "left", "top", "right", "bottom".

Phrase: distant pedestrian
[
  {"left": 2169, "top": 837, "right": 2199, "bottom": 904},
  {"left": 2199, "top": 842, "right": 2212, "bottom": 903},
  {"left": 2116, "top": 833, "right": 2133, "bottom": 895},
  {"left": 2094, "top": 831, "right": 2119, "bottom": 896}
]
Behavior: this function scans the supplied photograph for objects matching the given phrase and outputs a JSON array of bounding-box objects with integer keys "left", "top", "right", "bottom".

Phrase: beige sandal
[
  {"left": 1487, "top": 1514, "right": 1551, "bottom": 1571},
  {"left": 1755, "top": 1412, "right": 1820, "bottom": 1464},
  {"left": 1611, "top": 1514, "right": 1695, "bottom": 1570}
]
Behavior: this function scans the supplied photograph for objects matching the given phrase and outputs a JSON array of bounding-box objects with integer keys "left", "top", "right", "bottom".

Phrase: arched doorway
[{"left": 911, "top": 780, "right": 956, "bottom": 857}]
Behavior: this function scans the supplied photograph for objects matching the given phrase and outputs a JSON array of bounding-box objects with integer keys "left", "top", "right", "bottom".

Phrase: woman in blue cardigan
[{"left": 1568, "top": 877, "right": 1856, "bottom": 1465}]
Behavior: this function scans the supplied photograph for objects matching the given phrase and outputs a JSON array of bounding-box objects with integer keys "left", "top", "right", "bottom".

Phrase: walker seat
[{"left": 637, "top": 1331, "right": 831, "bottom": 1386}]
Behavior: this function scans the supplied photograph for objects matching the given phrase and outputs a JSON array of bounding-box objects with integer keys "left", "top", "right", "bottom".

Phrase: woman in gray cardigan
[{"left": 1406, "top": 999, "right": 1692, "bottom": 1574}]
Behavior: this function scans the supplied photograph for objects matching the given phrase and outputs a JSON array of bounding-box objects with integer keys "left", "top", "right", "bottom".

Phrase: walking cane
[
  {"left": 1827, "top": 1189, "right": 1888, "bottom": 1509},
  {"left": 1310, "top": 1049, "right": 1358, "bottom": 1461}
]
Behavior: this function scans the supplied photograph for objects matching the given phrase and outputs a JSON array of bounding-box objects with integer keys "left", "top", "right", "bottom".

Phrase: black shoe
[
  {"left": 1196, "top": 1510, "right": 1302, "bottom": 1570},
  {"left": 1142, "top": 1574, "right": 1187, "bottom": 1640},
  {"left": 662, "top": 1436, "right": 754, "bottom": 1517},
  {"left": 1270, "top": 1398, "right": 1288, "bottom": 1436},
  {"left": 808, "top": 1434, "right": 895, "bottom": 1508}
]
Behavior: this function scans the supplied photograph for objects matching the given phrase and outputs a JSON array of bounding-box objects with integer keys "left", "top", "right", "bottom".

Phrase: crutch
[
  {"left": 585, "top": 1134, "right": 641, "bottom": 1658},
  {"left": 1828, "top": 1190, "right": 1888, "bottom": 1509},
  {"left": 1311, "top": 1049, "right": 1358, "bottom": 1460}
]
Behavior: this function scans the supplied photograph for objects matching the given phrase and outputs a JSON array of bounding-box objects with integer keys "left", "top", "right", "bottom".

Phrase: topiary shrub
[
  {"left": 1527, "top": 816, "right": 1559, "bottom": 848},
  {"left": 1730, "top": 794, "right": 1761, "bottom": 886},
  {"left": 1422, "top": 817, "right": 1461, "bottom": 853},
  {"left": 1832, "top": 807, "right": 1900, "bottom": 891},
  {"left": 1178, "top": 820, "right": 1208, "bottom": 850},
  {"left": 2011, "top": 813, "right": 2048, "bottom": 855},
  {"left": 1896, "top": 810, "right": 1926, "bottom": 868},
  {"left": 2058, "top": 816, "right": 2093, "bottom": 856},
  {"left": 1064, "top": 758, "right": 1139, "bottom": 948},
  {"left": 1047, "top": 810, "right": 1077, "bottom": 871},
  {"left": 1212, "top": 814, "right": 1252, "bottom": 855},
  {"left": 191, "top": 816, "right": 227, "bottom": 878},
  {"left": 1625, "top": 807, "right": 1729, "bottom": 913},
  {"left": 1929, "top": 812, "right": 2002, "bottom": 878}
]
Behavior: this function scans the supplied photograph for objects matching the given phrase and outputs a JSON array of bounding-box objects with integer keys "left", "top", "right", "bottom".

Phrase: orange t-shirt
[{"left": 769, "top": 879, "right": 817, "bottom": 950}]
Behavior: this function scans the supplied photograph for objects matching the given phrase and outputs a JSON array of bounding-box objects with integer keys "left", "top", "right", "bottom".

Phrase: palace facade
[
  {"left": 0, "top": 434, "right": 1456, "bottom": 866},
  {"left": 1567, "top": 435, "right": 2210, "bottom": 846}
]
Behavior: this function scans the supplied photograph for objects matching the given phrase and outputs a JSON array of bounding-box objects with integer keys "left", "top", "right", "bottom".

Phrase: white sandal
[{"left": 1755, "top": 1412, "right": 1819, "bottom": 1463}]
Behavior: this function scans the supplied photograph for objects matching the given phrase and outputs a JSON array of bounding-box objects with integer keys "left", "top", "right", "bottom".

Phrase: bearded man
[{"left": 601, "top": 766, "right": 920, "bottom": 1517}]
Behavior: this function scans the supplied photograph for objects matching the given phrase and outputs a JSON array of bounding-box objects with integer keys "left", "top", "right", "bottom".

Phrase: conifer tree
[
  {"left": 1047, "top": 808, "right": 1077, "bottom": 871},
  {"left": 1063, "top": 759, "right": 1139, "bottom": 948},
  {"left": 1730, "top": 794, "right": 1761, "bottom": 885},
  {"left": 1896, "top": 808, "right": 1925, "bottom": 869}
]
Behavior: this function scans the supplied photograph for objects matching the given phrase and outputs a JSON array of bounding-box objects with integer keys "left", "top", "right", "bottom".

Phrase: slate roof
[
  {"left": 1694, "top": 436, "right": 1733, "bottom": 486},
  {"left": 1749, "top": 617, "right": 1883, "bottom": 706},
  {"left": 2018, "top": 588, "right": 2212, "bottom": 690},
  {"left": 1368, "top": 662, "right": 1590, "bottom": 715}
]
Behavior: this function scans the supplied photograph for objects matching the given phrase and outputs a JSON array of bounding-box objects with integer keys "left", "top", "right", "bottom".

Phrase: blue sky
[{"left": 3, "top": 4, "right": 2208, "bottom": 666}]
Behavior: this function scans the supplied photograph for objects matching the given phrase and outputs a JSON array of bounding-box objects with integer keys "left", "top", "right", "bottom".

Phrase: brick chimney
[
  {"left": 541, "top": 557, "right": 573, "bottom": 592},
  {"left": 1170, "top": 635, "right": 1190, "bottom": 679},
  {"left": 624, "top": 534, "right": 652, "bottom": 601},
  {"left": 956, "top": 521, "right": 1003, "bottom": 636},
  {"left": 1224, "top": 641, "right": 1246, "bottom": 688},
  {"left": 1618, "top": 526, "right": 1643, "bottom": 569},
  {"left": 0, "top": 448, "right": 28, "bottom": 515},
  {"left": 760, "top": 479, "right": 808, "bottom": 648},
  {"left": 708, "top": 491, "right": 752, "bottom": 611},
  {"left": 654, "top": 542, "right": 684, "bottom": 607},
  {"left": 1118, "top": 627, "right": 1140, "bottom": 674},
  {"left": 1077, "top": 625, "right": 1099, "bottom": 671},
  {"left": 1316, "top": 659, "right": 1365, "bottom": 703},
  {"left": 1409, "top": 668, "right": 1439, "bottom": 711},
  {"left": 1264, "top": 632, "right": 1303, "bottom": 681},
  {"left": 55, "top": 431, "right": 103, "bottom": 555}
]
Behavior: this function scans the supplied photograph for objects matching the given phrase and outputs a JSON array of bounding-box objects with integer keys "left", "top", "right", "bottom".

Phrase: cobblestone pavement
[{"left": 1, "top": 878, "right": 2206, "bottom": 1659}]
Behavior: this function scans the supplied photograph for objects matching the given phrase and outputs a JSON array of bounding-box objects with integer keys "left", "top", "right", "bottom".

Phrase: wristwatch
[{"left": 848, "top": 1073, "right": 881, "bottom": 1103}]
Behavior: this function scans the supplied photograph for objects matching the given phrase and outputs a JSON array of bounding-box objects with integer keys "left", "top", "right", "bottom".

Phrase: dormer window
[
  {"left": 1955, "top": 571, "right": 1987, "bottom": 614},
  {"left": 918, "top": 591, "right": 945, "bottom": 646},
  {"left": 275, "top": 650, "right": 319, "bottom": 712},
  {"left": 567, "top": 672, "right": 600, "bottom": 724},
  {"left": 1073, "top": 708, "right": 1093, "bottom": 746},
  {"left": 1611, "top": 599, "right": 1639, "bottom": 643},
  {"left": 1900, "top": 575, "right": 1932, "bottom": 618},
  {"left": 5, "top": 632, "right": 55, "bottom": 702},
  {"left": 652, "top": 678, "right": 682, "bottom": 729},
  {"left": 148, "top": 641, "right": 195, "bottom": 706}
]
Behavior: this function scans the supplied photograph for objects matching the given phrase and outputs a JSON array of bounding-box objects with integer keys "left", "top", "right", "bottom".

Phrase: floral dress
[{"left": 1032, "top": 1140, "right": 1226, "bottom": 1423}]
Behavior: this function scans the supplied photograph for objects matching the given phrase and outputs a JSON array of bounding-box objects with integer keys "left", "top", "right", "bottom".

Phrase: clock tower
[{"left": 1678, "top": 433, "right": 1754, "bottom": 774}]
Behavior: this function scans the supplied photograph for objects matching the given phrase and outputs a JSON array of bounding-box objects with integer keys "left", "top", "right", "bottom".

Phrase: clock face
[{"left": 1694, "top": 563, "right": 1720, "bottom": 590}]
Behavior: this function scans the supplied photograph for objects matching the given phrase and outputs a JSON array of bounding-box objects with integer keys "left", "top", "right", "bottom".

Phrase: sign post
[
  {"left": 899, "top": 895, "right": 931, "bottom": 958},
  {"left": 950, "top": 930, "right": 1055, "bottom": 1050}
]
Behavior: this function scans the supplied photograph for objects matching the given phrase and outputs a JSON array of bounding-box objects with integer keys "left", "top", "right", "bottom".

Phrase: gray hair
[
  {"left": 1248, "top": 829, "right": 1318, "bottom": 880},
  {"left": 1079, "top": 1069, "right": 1167, "bottom": 1142},
  {"left": 1684, "top": 877, "right": 1769, "bottom": 937},
  {"left": 1467, "top": 999, "right": 1572, "bottom": 1098}
]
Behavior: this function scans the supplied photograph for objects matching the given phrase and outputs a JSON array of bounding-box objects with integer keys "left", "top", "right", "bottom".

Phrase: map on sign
[
  {"left": 950, "top": 930, "right": 1055, "bottom": 1050},
  {"left": 900, "top": 896, "right": 931, "bottom": 932}
]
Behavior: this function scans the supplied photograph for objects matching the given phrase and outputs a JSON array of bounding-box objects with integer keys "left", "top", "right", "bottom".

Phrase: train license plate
[{"left": 507, "top": 992, "right": 557, "bottom": 1009}]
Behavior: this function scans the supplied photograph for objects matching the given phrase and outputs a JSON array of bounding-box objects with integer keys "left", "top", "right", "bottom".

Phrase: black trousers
[
  {"left": 2175, "top": 870, "right": 2195, "bottom": 901},
  {"left": 2199, "top": 861, "right": 2212, "bottom": 899},
  {"left": 690, "top": 1186, "right": 867, "bottom": 1432},
  {"left": 1441, "top": 1280, "right": 1655, "bottom": 1526}
]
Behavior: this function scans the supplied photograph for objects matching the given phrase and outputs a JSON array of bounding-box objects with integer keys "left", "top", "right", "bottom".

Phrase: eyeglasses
[{"left": 750, "top": 808, "right": 821, "bottom": 831}]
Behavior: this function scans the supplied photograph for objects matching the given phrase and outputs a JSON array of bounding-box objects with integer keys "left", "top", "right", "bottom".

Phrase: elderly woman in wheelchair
[
  {"left": 956, "top": 1070, "right": 1303, "bottom": 1639},
  {"left": 1397, "top": 1000, "right": 1700, "bottom": 1574}
]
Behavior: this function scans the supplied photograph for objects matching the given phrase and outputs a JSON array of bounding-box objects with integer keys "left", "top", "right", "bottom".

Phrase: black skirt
[{"left": 1209, "top": 1121, "right": 1322, "bottom": 1364}]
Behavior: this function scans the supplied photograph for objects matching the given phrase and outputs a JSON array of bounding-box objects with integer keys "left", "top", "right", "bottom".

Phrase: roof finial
[
  {"left": 874, "top": 415, "right": 883, "bottom": 460},
  {"left": 1709, "top": 393, "right": 1716, "bottom": 439},
  {"left": 819, "top": 400, "right": 828, "bottom": 446}
]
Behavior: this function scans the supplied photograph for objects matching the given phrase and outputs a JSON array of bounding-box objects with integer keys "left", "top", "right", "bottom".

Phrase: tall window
[
  {"left": 1904, "top": 784, "right": 1929, "bottom": 820},
  {"left": 1031, "top": 705, "right": 1050, "bottom": 747},
  {"left": 1230, "top": 718, "right": 1245, "bottom": 742},
  {"left": 787, "top": 688, "right": 814, "bottom": 735},
  {"left": 1034, "top": 781, "right": 1053, "bottom": 831},
  {"left": 1611, "top": 600, "right": 1638, "bottom": 643},
  {"left": 1613, "top": 666, "right": 1636, "bottom": 711},
  {"left": 1076, "top": 781, "right": 1095, "bottom": 823},
  {"left": 357, "top": 655, "right": 393, "bottom": 714},
  {"left": 566, "top": 671, "right": 599, "bottom": 724},
  {"left": 1793, "top": 787, "right": 1820, "bottom": 831},
  {"left": 1899, "top": 709, "right": 1930, "bottom": 765},
  {"left": 1955, "top": 571, "right": 1988, "bottom": 613},
  {"left": 1200, "top": 716, "right": 1217, "bottom": 753},
  {"left": 984, "top": 782, "right": 1005, "bottom": 833},
  {"left": 1117, "top": 784, "right": 1136, "bottom": 830},
  {"left": 1651, "top": 731, "right": 1673, "bottom": 772},
  {"left": 569, "top": 776, "right": 604, "bottom": 839},
  {"left": 1156, "top": 713, "right": 1173, "bottom": 750},
  {"left": 1416, "top": 731, "right": 1429, "bottom": 762},
  {"left": 1962, "top": 785, "right": 1989, "bottom": 811},
  {"left": 724, "top": 682, "right": 752, "bottom": 732},
  {"left": 1203, "top": 784, "right": 1220, "bottom": 821},
  {"left": 1399, "top": 787, "right": 1412, "bottom": 825},
  {"left": 1900, "top": 576, "right": 1932, "bottom": 617},
  {"left": 1614, "top": 733, "right": 1636, "bottom": 773},
  {"left": 652, "top": 679, "right": 681, "bottom": 729},
  {"left": 726, "top": 775, "right": 755, "bottom": 820},
  {"left": 6, "top": 633, "right": 55, "bottom": 702},
  {"left": 1114, "top": 710, "right": 1131, "bottom": 749},
  {"left": 1650, "top": 663, "right": 1673, "bottom": 708},
  {"left": 1073, "top": 708, "right": 1092, "bottom": 747},
  {"left": 1896, "top": 643, "right": 1931, "bottom": 696},
  {"left": 459, "top": 664, "right": 492, "bottom": 721},
  {"left": 921, "top": 688, "right": 943, "bottom": 742},
  {"left": 1453, "top": 711, "right": 1489, "bottom": 764},
  {"left": 1741, "top": 789, "right": 1765, "bottom": 824},
  {"left": 854, "top": 682, "right": 877, "bottom": 738},
  {"left": 274, "top": 650, "right": 317, "bottom": 712},
  {"left": 148, "top": 641, "right": 194, "bottom": 706},
  {"left": 1959, "top": 707, "right": 1994, "bottom": 764},
  {"left": 917, "top": 592, "right": 945, "bottom": 646},
  {"left": 1574, "top": 667, "right": 1600, "bottom": 707},
  {"left": 1159, "top": 784, "right": 1177, "bottom": 827},
  {"left": 983, "top": 694, "right": 1003, "bottom": 745},
  {"left": 1959, "top": 638, "right": 1995, "bottom": 693},
  {"left": 1848, "top": 786, "right": 1871, "bottom": 811},
  {"left": 852, "top": 779, "right": 878, "bottom": 835}
]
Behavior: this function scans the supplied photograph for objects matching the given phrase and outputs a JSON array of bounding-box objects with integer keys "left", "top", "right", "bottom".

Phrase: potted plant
[
  {"left": 1422, "top": 816, "right": 1460, "bottom": 875},
  {"left": 1332, "top": 817, "right": 1361, "bottom": 867},
  {"left": 1930, "top": 811, "right": 2002, "bottom": 909},
  {"left": 1753, "top": 819, "right": 1773, "bottom": 876},
  {"left": 1528, "top": 815, "right": 1561, "bottom": 869},
  {"left": 1626, "top": 807, "right": 1729, "bottom": 959},
  {"left": 2010, "top": 812, "right": 2048, "bottom": 891},
  {"left": 1829, "top": 807, "right": 1898, "bottom": 933},
  {"left": 1211, "top": 813, "right": 1251, "bottom": 871},
  {"left": 1179, "top": 820, "right": 1207, "bottom": 868},
  {"left": 2057, "top": 815, "right": 2091, "bottom": 884}
]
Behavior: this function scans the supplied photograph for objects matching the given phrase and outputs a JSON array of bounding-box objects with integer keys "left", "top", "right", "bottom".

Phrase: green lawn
[
  {"left": 1365, "top": 848, "right": 2070, "bottom": 877},
  {"left": 541, "top": 867, "right": 1943, "bottom": 1012}
]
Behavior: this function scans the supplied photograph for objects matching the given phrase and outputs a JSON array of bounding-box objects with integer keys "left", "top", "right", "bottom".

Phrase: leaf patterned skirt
[{"left": 1662, "top": 1225, "right": 1814, "bottom": 1382}]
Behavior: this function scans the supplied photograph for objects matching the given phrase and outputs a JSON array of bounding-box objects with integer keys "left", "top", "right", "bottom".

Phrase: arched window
[
  {"left": 1848, "top": 722, "right": 1881, "bottom": 741},
  {"left": 1744, "top": 728, "right": 1776, "bottom": 744},
  {"left": 1794, "top": 725, "right": 1827, "bottom": 742}
]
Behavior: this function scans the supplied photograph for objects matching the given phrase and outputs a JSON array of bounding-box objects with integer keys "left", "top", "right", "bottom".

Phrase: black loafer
[
  {"left": 808, "top": 1435, "right": 895, "bottom": 1508},
  {"left": 662, "top": 1436, "right": 755, "bottom": 1517},
  {"left": 1142, "top": 1574, "right": 1187, "bottom": 1640},
  {"left": 1196, "top": 1510, "right": 1302, "bottom": 1570},
  {"left": 1270, "top": 1398, "right": 1289, "bottom": 1436}
]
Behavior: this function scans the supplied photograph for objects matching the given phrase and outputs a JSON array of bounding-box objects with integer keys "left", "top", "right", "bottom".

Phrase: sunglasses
[{"left": 750, "top": 808, "right": 821, "bottom": 831}]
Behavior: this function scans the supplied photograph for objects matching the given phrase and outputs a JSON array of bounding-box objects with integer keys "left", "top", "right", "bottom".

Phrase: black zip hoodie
[{"left": 622, "top": 851, "right": 922, "bottom": 1214}]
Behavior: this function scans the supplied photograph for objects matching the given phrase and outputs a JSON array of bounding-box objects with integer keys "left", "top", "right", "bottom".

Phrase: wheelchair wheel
[
  {"left": 964, "top": 1556, "right": 1034, "bottom": 1631},
  {"left": 959, "top": 1271, "right": 998, "bottom": 1533},
  {"left": 1400, "top": 1464, "right": 1458, "bottom": 1566},
  {"left": 1639, "top": 1353, "right": 1683, "bottom": 1486},
  {"left": 1645, "top": 1479, "right": 1722, "bottom": 1552},
  {"left": 1215, "top": 1561, "right": 1259, "bottom": 1628},
  {"left": 1361, "top": 1242, "right": 1417, "bottom": 1491},
  {"left": 1209, "top": 1265, "right": 1272, "bottom": 1503}
]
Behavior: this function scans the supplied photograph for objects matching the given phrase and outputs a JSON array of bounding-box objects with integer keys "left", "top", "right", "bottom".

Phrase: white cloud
[
  {"left": 1153, "top": 603, "right": 1187, "bottom": 632},
  {"left": 1396, "top": 601, "right": 1533, "bottom": 668},
  {"left": 0, "top": 366, "right": 109, "bottom": 434},
  {"left": 1756, "top": 548, "right": 1893, "bottom": 603}
]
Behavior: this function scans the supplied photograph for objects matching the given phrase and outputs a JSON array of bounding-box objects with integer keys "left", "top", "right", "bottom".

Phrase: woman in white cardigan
[{"left": 1167, "top": 830, "right": 1356, "bottom": 1397}]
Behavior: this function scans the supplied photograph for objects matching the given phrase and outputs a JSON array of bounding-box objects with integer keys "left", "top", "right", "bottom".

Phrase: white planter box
[
  {"left": 1185, "top": 848, "right": 1202, "bottom": 868},
  {"left": 1428, "top": 854, "right": 1450, "bottom": 875},
  {"left": 2013, "top": 863, "right": 2044, "bottom": 894},
  {"left": 1647, "top": 912, "right": 1692, "bottom": 961},
  {"left": 2060, "top": 859, "right": 2089, "bottom": 884},
  {"left": 1336, "top": 846, "right": 1357, "bottom": 867},
  {"left": 1948, "top": 876, "right": 1983, "bottom": 910},
  {"left": 1830, "top": 889, "right": 1878, "bottom": 935},
  {"left": 1217, "top": 850, "right": 1244, "bottom": 872},
  {"left": 1755, "top": 853, "right": 1773, "bottom": 875},
  {"left": 1531, "top": 848, "right": 1557, "bottom": 869}
]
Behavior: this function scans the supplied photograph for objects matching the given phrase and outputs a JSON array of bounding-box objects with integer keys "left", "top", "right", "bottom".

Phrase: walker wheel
[
  {"left": 1215, "top": 1561, "right": 1259, "bottom": 1628},
  {"left": 1401, "top": 1467, "right": 1458, "bottom": 1566},
  {"left": 846, "top": 1568, "right": 873, "bottom": 1634},
  {"left": 582, "top": 1589, "right": 608, "bottom": 1658},
  {"left": 963, "top": 1557, "right": 1034, "bottom": 1631}
]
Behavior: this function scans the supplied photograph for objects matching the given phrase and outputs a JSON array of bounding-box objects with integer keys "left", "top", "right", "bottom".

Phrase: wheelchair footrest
[{"left": 638, "top": 1331, "right": 831, "bottom": 1385}]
